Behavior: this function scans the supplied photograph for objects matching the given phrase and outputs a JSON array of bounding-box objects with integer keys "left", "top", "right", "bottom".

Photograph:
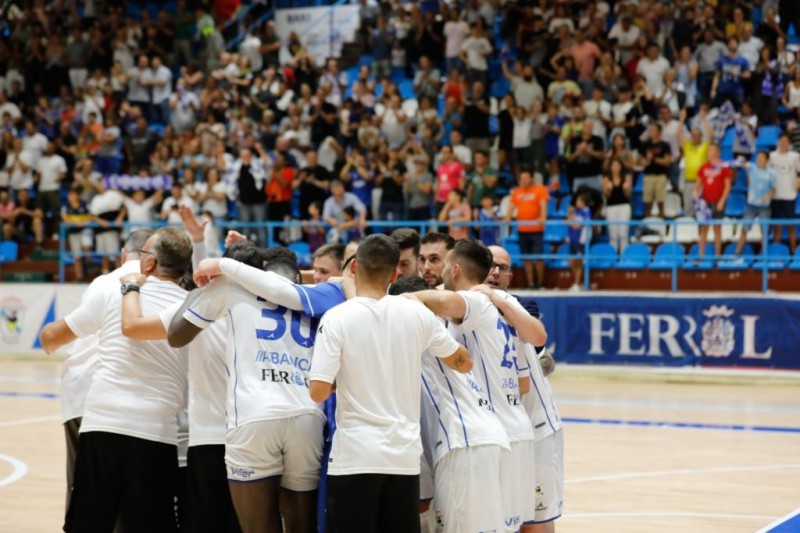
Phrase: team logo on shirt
[{"left": 261, "top": 368, "right": 309, "bottom": 388}]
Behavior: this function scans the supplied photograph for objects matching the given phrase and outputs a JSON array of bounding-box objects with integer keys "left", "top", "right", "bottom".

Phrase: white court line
[
  {"left": 562, "top": 511, "right": 778, "bottom": 521},
  {"left": 756, "top": 507, "right": 800, "bottom": 533},
  {"left": 567, "top": 463, "right": 800, "bottom": 484},
  {"left": 557, "top": 397, "right": 800, "bottom": 415},
  {"left": 0, "top": 454, "right": 28, "bottom": 488},
  {"left": 0, "top": 415, "right": 61, "bottom": 428},
  {"left": 0, "top": 375, "right": 59, "bottom": 384}
]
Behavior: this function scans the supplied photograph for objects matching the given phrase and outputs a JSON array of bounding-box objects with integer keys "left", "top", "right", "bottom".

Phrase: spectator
[
  {"left": 22, "top": 119, "right": 49, "bottom": 169},
  {"left": 502, "top": 61, "right": 544, "bottom": 110},
  {"left": 638, "top": 123, "right": 672, "bottom": 218},
  {"left": 768, "top": 134, "right": 800, "bottom": 253},
  {"left": 466, "top": 150, "right": 499, "bottom": 218},
  {"left": 460, "top": 24, "right": 492, "bottom": 86},
  {"left": 323, "top": 180, "right": 367, "bottom": 233},
  {"left": 547, "top": 67, "right": 582, "bottom": 107},
  {"left": 35, "top": 142, "right": 68, "bottom": 227},
  {"left": 567, "top": 120, "right": 605, "bottom": 193},
  {"left": 608, "top": 16, "right": 641, "bottom": 65},
  {"left": 603, "top": 158, "right": 633, "bottom": 253},
  {"left": 89, "top": 179, "right": 125, "bottom": 274},
  {"left": 405, "top": 156, "right": 433, "bottom": 221},
  {"left": 127, "top": 54, "right": 152, "bottom": 116},
  {"left": 443, "top": 13, "right": 469, "bottom": 74},
  {"left": 695, "top": 30, "right": 728, "bottom": 100},
  {"left": 568, "top": 194, "right": 592, "bottom": 291},
  {"left": 583, "top": 85, "right": 612, "bottom": 140},
  {"left": 266, "top": 153, "right": 295, "bottom": 244},
  {"left": 160, "top": 182, "right": 197, "bottom": 225},
  {"left": 123, "top": 189, "right": 163, "bottom": 233},
  {"left": 463, "top": 81, "right": 491, "bottom": 154},
  {"left": 512, "top": 104, "right": 534, "bottom": 173},
  {"left": 637, "top": 42, "right": 671, "bottom": 96},
  {"left": 339, "top": 150, "right": 374, "bottom": 216},
  {"left": 61, "top": 187, "right": 92, "bottom": 281},
  {"left": 570, "top": 29, "right": 602, "bottom": 96},
  {"left": 0, "top": 189, "right": 15, "bottom": 241},
  {"left": 230, "top": 146, "right": 270, "bottom": 245},
  {"left": 6, "top": 138, "right": 34, "bottom": 197},
  {"left": 711, "top": 37, "right": 751, "bottom": 109},
  {"left": 735, "top": 151, "right": 776, "bottom": 255},
  {"left": 675, "top": 47, "right": 700, "bottom": 112},
  {"left": 505, "top": 169, "right": 549, "bottom": 289},
  {"left": 434, "top": 145, "right": 466, "bottom": 216},
  {"left": 377, "top": 148, "right": 406, "bottom": 222},
  {"left": 694, "top": 145, "right": 733, "bottom": 259},
  {"left": 413, "top": 56, "right": 441, "bottom": 101},
  {"left": 303, "top": 201, "right": 326, "bottom": 253},
  {"left": 295, "top": 148, "right": 332, "bottom": 220},
  {"left": 438, "top": 188, "right": 471, "bottom": 240},
  {"left": 477, "top": 194, "right": 501, "bottom": 247},
  {"left": 8, "top": 188, "right": 43, "bottom": 246},
  {"left": 677, "top": 109, "right": 714, "bottom": 216}
]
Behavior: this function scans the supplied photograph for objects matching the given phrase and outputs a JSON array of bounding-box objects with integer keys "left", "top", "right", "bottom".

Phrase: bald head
[{"left": 486, "top": 246, "right": 513, "bottom": 290}]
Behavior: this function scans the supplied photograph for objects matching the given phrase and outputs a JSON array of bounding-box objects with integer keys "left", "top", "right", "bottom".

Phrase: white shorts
[
  {"left": 434, "top": 445, "right": 505, "bottom": 533},
  {"left": 420, "top": 453, "right": 435, "bottom": 501},
  {"left": 225, "top": 414, "right": 324, "bottom": 491},
  {"left": 68, "top": 230, "right": 92, "bottom": 253},
  {"left": 94, "top": 231, "right": 120, "bottom": 255},
  {"left": 501, "top": 440, "right": 536, "bottom": 530},
  {"left": 533, "top": 429, "right": 564, "bottom": 523}
]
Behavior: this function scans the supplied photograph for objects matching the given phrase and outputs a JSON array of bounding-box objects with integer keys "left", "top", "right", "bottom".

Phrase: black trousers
[
  {"left": 65, "top": 431, "right": 179, "bottom": 533},
  {"left": 327, "top": 473, "right": 420, "bottom": 533},
  {"left": 63, "top": 417, "right": 81, "bottom": 514},
  {"left": 184, "top": 445, "right": 241, "bottom": 533}
]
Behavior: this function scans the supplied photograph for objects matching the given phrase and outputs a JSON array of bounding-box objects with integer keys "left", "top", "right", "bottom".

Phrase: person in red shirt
[
  {"left": 266, "top": 153, "right": 295, "bottom": 244},
  {"left": 435, "top": 145, "right": 466, "bottom": 215},
  {"left": 504, "top": 169, "right": 550, "bottom": 288},
  {"left": 694, "top": 144, "right": 732, "bottom": 258}
]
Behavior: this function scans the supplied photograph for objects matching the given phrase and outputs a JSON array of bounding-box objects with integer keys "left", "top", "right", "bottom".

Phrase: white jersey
[
  {"left": 420, "top": 345, "right": 510, "bottom": 467},
  {"left": 520, "top": 344, "right": 562, "bottom": 440},
  {"left": 311, "top": 296, "right": 461, "bottom": 476},
  {"left": 183, "top": 276, "right": 324, "bottom": 430},
  {"left": 447, "top": 290, "right": 535, "bottom": 443},
  {"left": 66, "top": 275, "right": 189, "bottom": 445},
  {"left": 768, "top": 149, "right": 800, "bottom": 201},
  {"left": 159, "top": 302, "right": 228, "bottom": 447}
]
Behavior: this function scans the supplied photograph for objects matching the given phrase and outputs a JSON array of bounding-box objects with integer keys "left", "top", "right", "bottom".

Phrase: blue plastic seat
[
  {"left": 720, "top": 127, "right": 735, "bottom": 149},
  {"left": 587, "top": 243, "right": 617, "bottom": 269},
  {"left": 398, "top": 79, "right": 415, "bottom": 100},
  {"left": 0, "top": 241, "right": 18, "bottom": 264},
  {"left": 753, "top": 242, "right": 791, "bottom": 270},
  {"left": 148, "top": 124, "right": 165, "bottom": 137},
  {"left": 632, "top": 193, "right": 645, "bottom": 219},
  {"left": 546, "top": 243, "right": 571, "bottom": 270},
  {"left": 683, "top": 242, "right": 716, "bottom": 270},
  {"left": 717, "top": 243, "right": 755, "bottom": 270},
  {"left": 556, "top": 195, "right": 571, "bottom": 219},
  {"left": 543, "top": 223, "right": 568, "bottom": 244},
  {"left": 616, "top": 243, "right": 651, "bottom": 269},
  {"left": 724, "top": 192, "right": 746, "bottom": 218},
  {"left": 795, "top": 196, "right": 800, "bottom": 216},
  {"left": 503, "top": 241, "right": 522, "bottom": 267},
  {"left": 649, "top": 243, "right": 685, "bottom": 270},
  {"left": 490, "top": 79, "right": 510, "bottom": 99},
  {"left": 789, "top": 248, "right": 800, "bottom": 270},
  {"left": 732, "top": 168, "right": 748, "bottom": 193},
  {"left": 757, "top": 125, "right": 781, "bottom": 149},
  {"left": 547, "top": 197, "right": 559, "bottom": 218}
]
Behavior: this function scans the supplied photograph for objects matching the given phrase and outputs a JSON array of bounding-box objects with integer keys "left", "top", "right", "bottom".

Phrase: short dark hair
[
  {"left": 315, "top": 243, "right": 345, "bottom": 264},
  {"left": 355, "top": 234, "right": 400, "bottom": 278},
  {"left": 448, "top": 239, "right": 493, "bottom": 283},
  {"left": 224, "top": 241, "right": 265, "bottom": 270},
  {"left": 388, "top": 275, "right": 428, "bottom": 296},
  {"left": 263, "top": 246, "right": 298, "bottom": 266},
  {"left": 421, "top": 231, "right": 455, "bottom": 250},
  {"left": 152, "top": 227, "right": 192, "bottom": 279},
  {"left": 390, "top": 228, "right": 421, "bottom": 256},
  {"left": 124, "top": 229, "right": 155, "bottom": 256},
  {"left": 265, "top": 258, "right": 301, "bottom": 283}
]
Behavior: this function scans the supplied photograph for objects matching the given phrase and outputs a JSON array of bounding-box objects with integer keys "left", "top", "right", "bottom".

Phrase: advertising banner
[{"left": 275, "top": 5, "right": 360, "bottom": 66}]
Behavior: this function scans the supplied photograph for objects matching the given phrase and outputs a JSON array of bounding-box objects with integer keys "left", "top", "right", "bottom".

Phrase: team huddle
[{"left": 40, "top": 214, "right": 563, "bottom": 533}]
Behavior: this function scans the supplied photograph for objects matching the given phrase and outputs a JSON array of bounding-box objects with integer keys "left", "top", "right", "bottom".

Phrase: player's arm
[
  {"left": 439, "top": 343, "right": 472, "bottom": 373},
  {"left": 40, "top": 282, "right": 106, "bottom": 353},
  {"left": 169, "top": 279, "right": 226, "bottom": 347},
  {"left": 517, "top": 343, "right": 532, "bottom": 395},
  {"left": 473, "top": 285, "right": 547, "bottom": 345},
  {"left": 309, "top": 314, "right": 342, "bottom": 403},
  {"left": 179, "top": 205, "right": 208, "bottom": 271},
  {"left": 119, "top": 273, "right": 167, "bottom": 340},
  {"left": 195, "top": 258, "right": 306, "bottom": 311},
  {"left": 39, "top": 320, "right": 77, "bottom": 354},
  {"left": 405, "top": 289, "right": 467, "bottom": 322}
]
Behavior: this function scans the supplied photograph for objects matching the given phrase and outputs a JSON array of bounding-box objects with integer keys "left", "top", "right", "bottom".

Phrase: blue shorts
[{"left": 519, "top": 232, "right": 544, "bottom": 255}]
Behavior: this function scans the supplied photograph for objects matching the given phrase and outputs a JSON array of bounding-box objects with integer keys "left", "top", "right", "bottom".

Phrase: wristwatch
[{"left": 120, "top": 282, "right": 140, "bottom": 296}]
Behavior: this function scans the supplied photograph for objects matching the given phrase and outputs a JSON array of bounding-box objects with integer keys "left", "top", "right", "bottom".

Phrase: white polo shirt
[
  {"left": 36, "top": 154, "right": 67, "bottom": 192},
  {"left": 520, "top": 343, "right": 562, "bottom": 441},
  {"left": 311, "top": 296, "right": 460, "bottom": 476}
]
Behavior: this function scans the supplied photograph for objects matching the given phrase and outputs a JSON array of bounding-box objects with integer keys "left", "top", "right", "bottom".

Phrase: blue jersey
[
  {"left": 477, "top": 206, "right": 501, "bottom": 246},
  {"left": 747, "top": 166, "right": 776, "bottom": 207},
  {"left": 348, "top": 168, "right": 373, "bottom": 207},
  {"left": 716, "top": 55, "right": 750, "bottom": 96}
]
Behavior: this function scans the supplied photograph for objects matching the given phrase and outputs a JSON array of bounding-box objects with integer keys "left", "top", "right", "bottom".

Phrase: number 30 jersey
[
  {"left": 183, "top": 276, "right": 324, "bottom": 430},
  {"left": 447, "top": 290, "right": 535, "bottom": 443}
]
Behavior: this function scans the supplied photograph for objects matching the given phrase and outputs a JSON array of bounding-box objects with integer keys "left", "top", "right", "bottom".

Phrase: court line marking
[
  {"left": 756, "top": 507, "right": 800, "bottom": 532},
  {"left": 0, "top": 415, "right": 61, "bottom": 428},
  {"left": 0, "top": 454, "right": 28, "bottom": 488},
  {"left": 562, "top": 511, "right": 778, "bottom": 521},
  {"left": 563, "top": 416, "right": 800, "bottom": 434},
  {"left": 558, "top": 397, "right": 800, "bottom": 415},
  {"left": 567, "top": 463, "right": 800, "bottom": 484},
  {"left": 0, "top": 375, "right": 60, "bottom": 384},
  {"left": 0, "top": 391, "right": 58, "bottom": 399}
]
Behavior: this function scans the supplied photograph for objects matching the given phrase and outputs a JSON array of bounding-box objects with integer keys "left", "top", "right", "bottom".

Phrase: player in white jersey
[
  {"left": 55, "top": 229, "right": 153, "bottom": 516},
  {"left": 487, "top": 245, "right": 564, "bottom": 533},
  {"left": 309, "top": 235, "right": 471, "bottom": 533},
  {"left": 170, "top": 256, "right": 325, "bottom": 533},
  {"left": 410, "top": 239, "right": 547, "bottom": 532},
  {"left": 389, "top": 274, "right": 511, "bottom": 533},
  {"left": 40, "top": 227, "right": 193, "bottom": 532}
]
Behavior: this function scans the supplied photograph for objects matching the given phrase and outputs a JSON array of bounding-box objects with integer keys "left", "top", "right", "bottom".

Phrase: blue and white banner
[
  {"left": 275, "top": 5, "right": 360, "bottom": 67},
  {"left": 103, "top": 174, "right": 172, "bottom": 191},
  {"left": 515, "top": 293, "right": 800, "bottom": 370}
]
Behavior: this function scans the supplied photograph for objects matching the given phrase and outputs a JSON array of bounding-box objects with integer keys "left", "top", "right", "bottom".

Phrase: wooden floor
[{"left": 0, "top": 358, "right": 799, "bottom": 532}]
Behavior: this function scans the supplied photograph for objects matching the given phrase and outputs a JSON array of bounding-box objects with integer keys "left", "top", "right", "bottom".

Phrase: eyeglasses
[
  {"left": 490, "top": 263, "right": 512, "bottom": 274},
  {"left": 137, "top": 249, "right": 154, "bottom": 257}
]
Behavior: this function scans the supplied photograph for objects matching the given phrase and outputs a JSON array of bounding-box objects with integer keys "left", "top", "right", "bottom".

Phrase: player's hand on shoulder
[
  {"left": 224, "top": 230, "right": 248, "bottom": 248},
  {"left": 194, "top": 258, "right": 223, "bottom": 287},
  {"left": 120, "top": 273, "right": 147, "bottom": 286},
  {"left": 469, "top": 283, "right": 495, "bottom": 298}
]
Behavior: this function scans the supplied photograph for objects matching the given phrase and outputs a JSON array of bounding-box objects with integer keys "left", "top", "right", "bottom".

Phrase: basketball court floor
[{"left": 0, "top": 357, "right": 798, "bottom": 532}]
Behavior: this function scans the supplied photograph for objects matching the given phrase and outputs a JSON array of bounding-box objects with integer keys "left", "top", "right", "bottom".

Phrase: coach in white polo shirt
[
  {"left": 309, "top": 234, "right": 471, "bottom": 533},
  {"left": 35, "top": 142, "right": 67, "bottom": 218},
  {"left": 40, "top": 227, "right": 193, "bottom": 532}
]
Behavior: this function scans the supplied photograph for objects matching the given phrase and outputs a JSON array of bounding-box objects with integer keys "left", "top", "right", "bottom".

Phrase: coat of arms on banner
[
  {"left": 701, "top": 305, "right": 735, "bottom": 357},
  {"left": 0, "top": 296, "right": 24, "bottom": 344}
]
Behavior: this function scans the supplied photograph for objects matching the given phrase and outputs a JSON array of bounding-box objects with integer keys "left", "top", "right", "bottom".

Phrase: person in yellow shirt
[{"left": 677, "top": 109, "right": 713, "bottom": 216}]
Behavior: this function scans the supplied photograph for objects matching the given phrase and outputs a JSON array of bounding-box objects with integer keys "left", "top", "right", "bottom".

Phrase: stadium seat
[
  {"left": 346, "top": 67, "right": 360, "bottom": 85},
  {"left": 649, "top": 242, "right": 685, "bottom": 270},
  {"left": 398, "top": 79, "right": 415, "bottom": 100},
  {"left": 732, "top": 168, "right": 748, "bottom": 193},
  {"left": 586, "top": 243, "right": 617, "bottom": 269},
  {"left": 717, "top": 243, "right": 755, "bottom": 270},
  {"left": 546, "top": 243, "right": 571, "bottom": 270},
  {"left": 543, "top": 222, "right": 568, "bottom": 244},
  {"left": 489, "top": 115, "right": 499, "bottom": 136},
  {"left": 556, "top": 195, "right": 571, "bottom": 219},
  {"left": 148, "top": 124, "right": 165, "bottom": 137},
  {"left": 674, "top": 217, "right": 699, "bottom": 244},
  {"left": 504, "top": 241, "right": 522, "bottom": 267},
  {"left": 795, "top": 196, "right": 800, "bottom": 217},
  {"left": 724, "top": 192, "right": 747, "bottom": 218},
  {"left": 633, "top": 173, "right": 644, "bottom": 194},
  {"left": 664, "top": 192, "right": 683, "bottom": 218},
  {"left": 358, "top": 55, "right": 374, "bottom": 68},
  {"left": 752, "top": 242, "right": 791, "bottom": 270},
  {"left": 631, "top": 193, "right": 644, "bottom": 218},
  {"left": 0, "top": 241, "right": 18, "bottom": 264},
  {"left": 683, "top": 242, "right": 716, "bottom": 270},
  {"left": 720, "top": 219, "right": 737, "bottom": 242},
  {"left": 547, "top": 197, "right": 559, "bottom": 218},
  {"left": 490, "top": 79, "right": 510, "bottom": 99},
  {"left": 789, "top": 248, "right": 800, "bottom": 270},
  {"left": 720, "top": 127, "right": 735, "bottom": 149},
  {"left": 616, "top": 243, "right": 651, "bottom": 269},
  {"left": 288, "top": 241, "right": 312, "bottom": 267},
  {"left": 757, "top": 125, "right": 781, "bottom": 149},
  {"left": 640, "top": 217, "right": 668, "bottom": 244}
]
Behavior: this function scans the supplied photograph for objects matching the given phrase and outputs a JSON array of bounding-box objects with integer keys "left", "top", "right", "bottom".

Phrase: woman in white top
[
  {"left": 783, "top": 68, "right": 800, "bottom": 117},
  {"left": 380, "top": 95, "right": 408, "bottom": 150}
]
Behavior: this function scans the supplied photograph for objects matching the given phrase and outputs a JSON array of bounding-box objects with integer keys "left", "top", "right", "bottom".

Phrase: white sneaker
[{"left": 569, "top": 283, "right": 581, "bottom": 292}]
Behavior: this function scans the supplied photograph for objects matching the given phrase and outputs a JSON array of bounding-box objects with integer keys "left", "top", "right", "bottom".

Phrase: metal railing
[{"left": 56, "top": 218, "right": 799, "bottom": 291}]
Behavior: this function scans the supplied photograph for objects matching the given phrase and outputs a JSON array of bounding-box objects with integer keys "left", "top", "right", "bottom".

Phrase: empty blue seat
[
  {"left": 718, "top": 243, "right": 755, "bottom": 270},
  {"left": 633, "top": 173, "right": 644, "bottom": 193},
  {"left": 587, "top": 243, "right": 617, "bottom": 269},
  {"left": 732, "top": 168, "right": 748, "bottom": 193},
  {"left": 390, "top": 67, "right": 406, "bottom": 85},
  {"left": 649, "top": 243, "right": 685, "bottom": 270},
  {"left": 720, "top": 127, "right": 736, "bottom": 148},
  {"left": 632, "top": 193, "right": 645, "bottom": 219},
  {"left": 398, "top": 79, "right": 415, "bottom": 100},
  {"left": 489, "top": 115, "right": 499, "bottom": 136},
  {"left": 724, "top": 192, "right": 746, "bottom": 218},
  {"left": 796, "top": 196, "right": 800, "bottom": 216},
  {"left": 556, "top": 195, "right": 571, "bottom": 219},
  {"left": 148, "top": 124, "right": 165, "bottom": 137},
  {"left": 490, "top": 79, "right": 510, "bottom": 99},
  {"left": 753, "top": 242, "right": 791, "bottom": 270},
  {"left": 789, "top": 248, "right": 800, "bottom": 270},
  {"left": 757, "top": 125, "right": 781, "bottom": 148},
  {"left": 503, "top": 241, "right": 522, "bottom": 267},
  {"left": 543, "top": 223, "right": 568, "bottom": 244},
  {"left": 546, "top": 243, "right": 571, "bottom": 270},
  {"left": 616, "top": 243, "right": 651, "bottom": 269},
  {"left": 0, "top": 241, "right": 18, "bottom": 263},
  {"left": 683, "top": 242, "right": 716, "bottom": 270},
  {"left": 547, "top": 197, "right": 559, "bottom": 218},
  {"left": 358, "top": 55, "right": 374, "bottom": 68}
]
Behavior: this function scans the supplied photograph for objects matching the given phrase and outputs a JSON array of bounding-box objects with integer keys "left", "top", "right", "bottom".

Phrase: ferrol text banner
[{"left": 515, "top": 293, "right": 800, "bottom": 370}]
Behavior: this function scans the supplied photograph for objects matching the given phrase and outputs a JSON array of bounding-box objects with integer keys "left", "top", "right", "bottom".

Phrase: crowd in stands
[{"left": 0, "top": 0, "right": 800, "bottom": 288}]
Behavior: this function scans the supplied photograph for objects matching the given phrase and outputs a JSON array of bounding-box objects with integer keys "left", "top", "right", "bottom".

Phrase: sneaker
[{"left": 569, "top": 283, "right": 581, "bottom": 292}]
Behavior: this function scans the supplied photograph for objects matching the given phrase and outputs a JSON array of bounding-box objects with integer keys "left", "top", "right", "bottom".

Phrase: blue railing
[{"left": 57, "top": 218, "right": 800, "bottom": 292}]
